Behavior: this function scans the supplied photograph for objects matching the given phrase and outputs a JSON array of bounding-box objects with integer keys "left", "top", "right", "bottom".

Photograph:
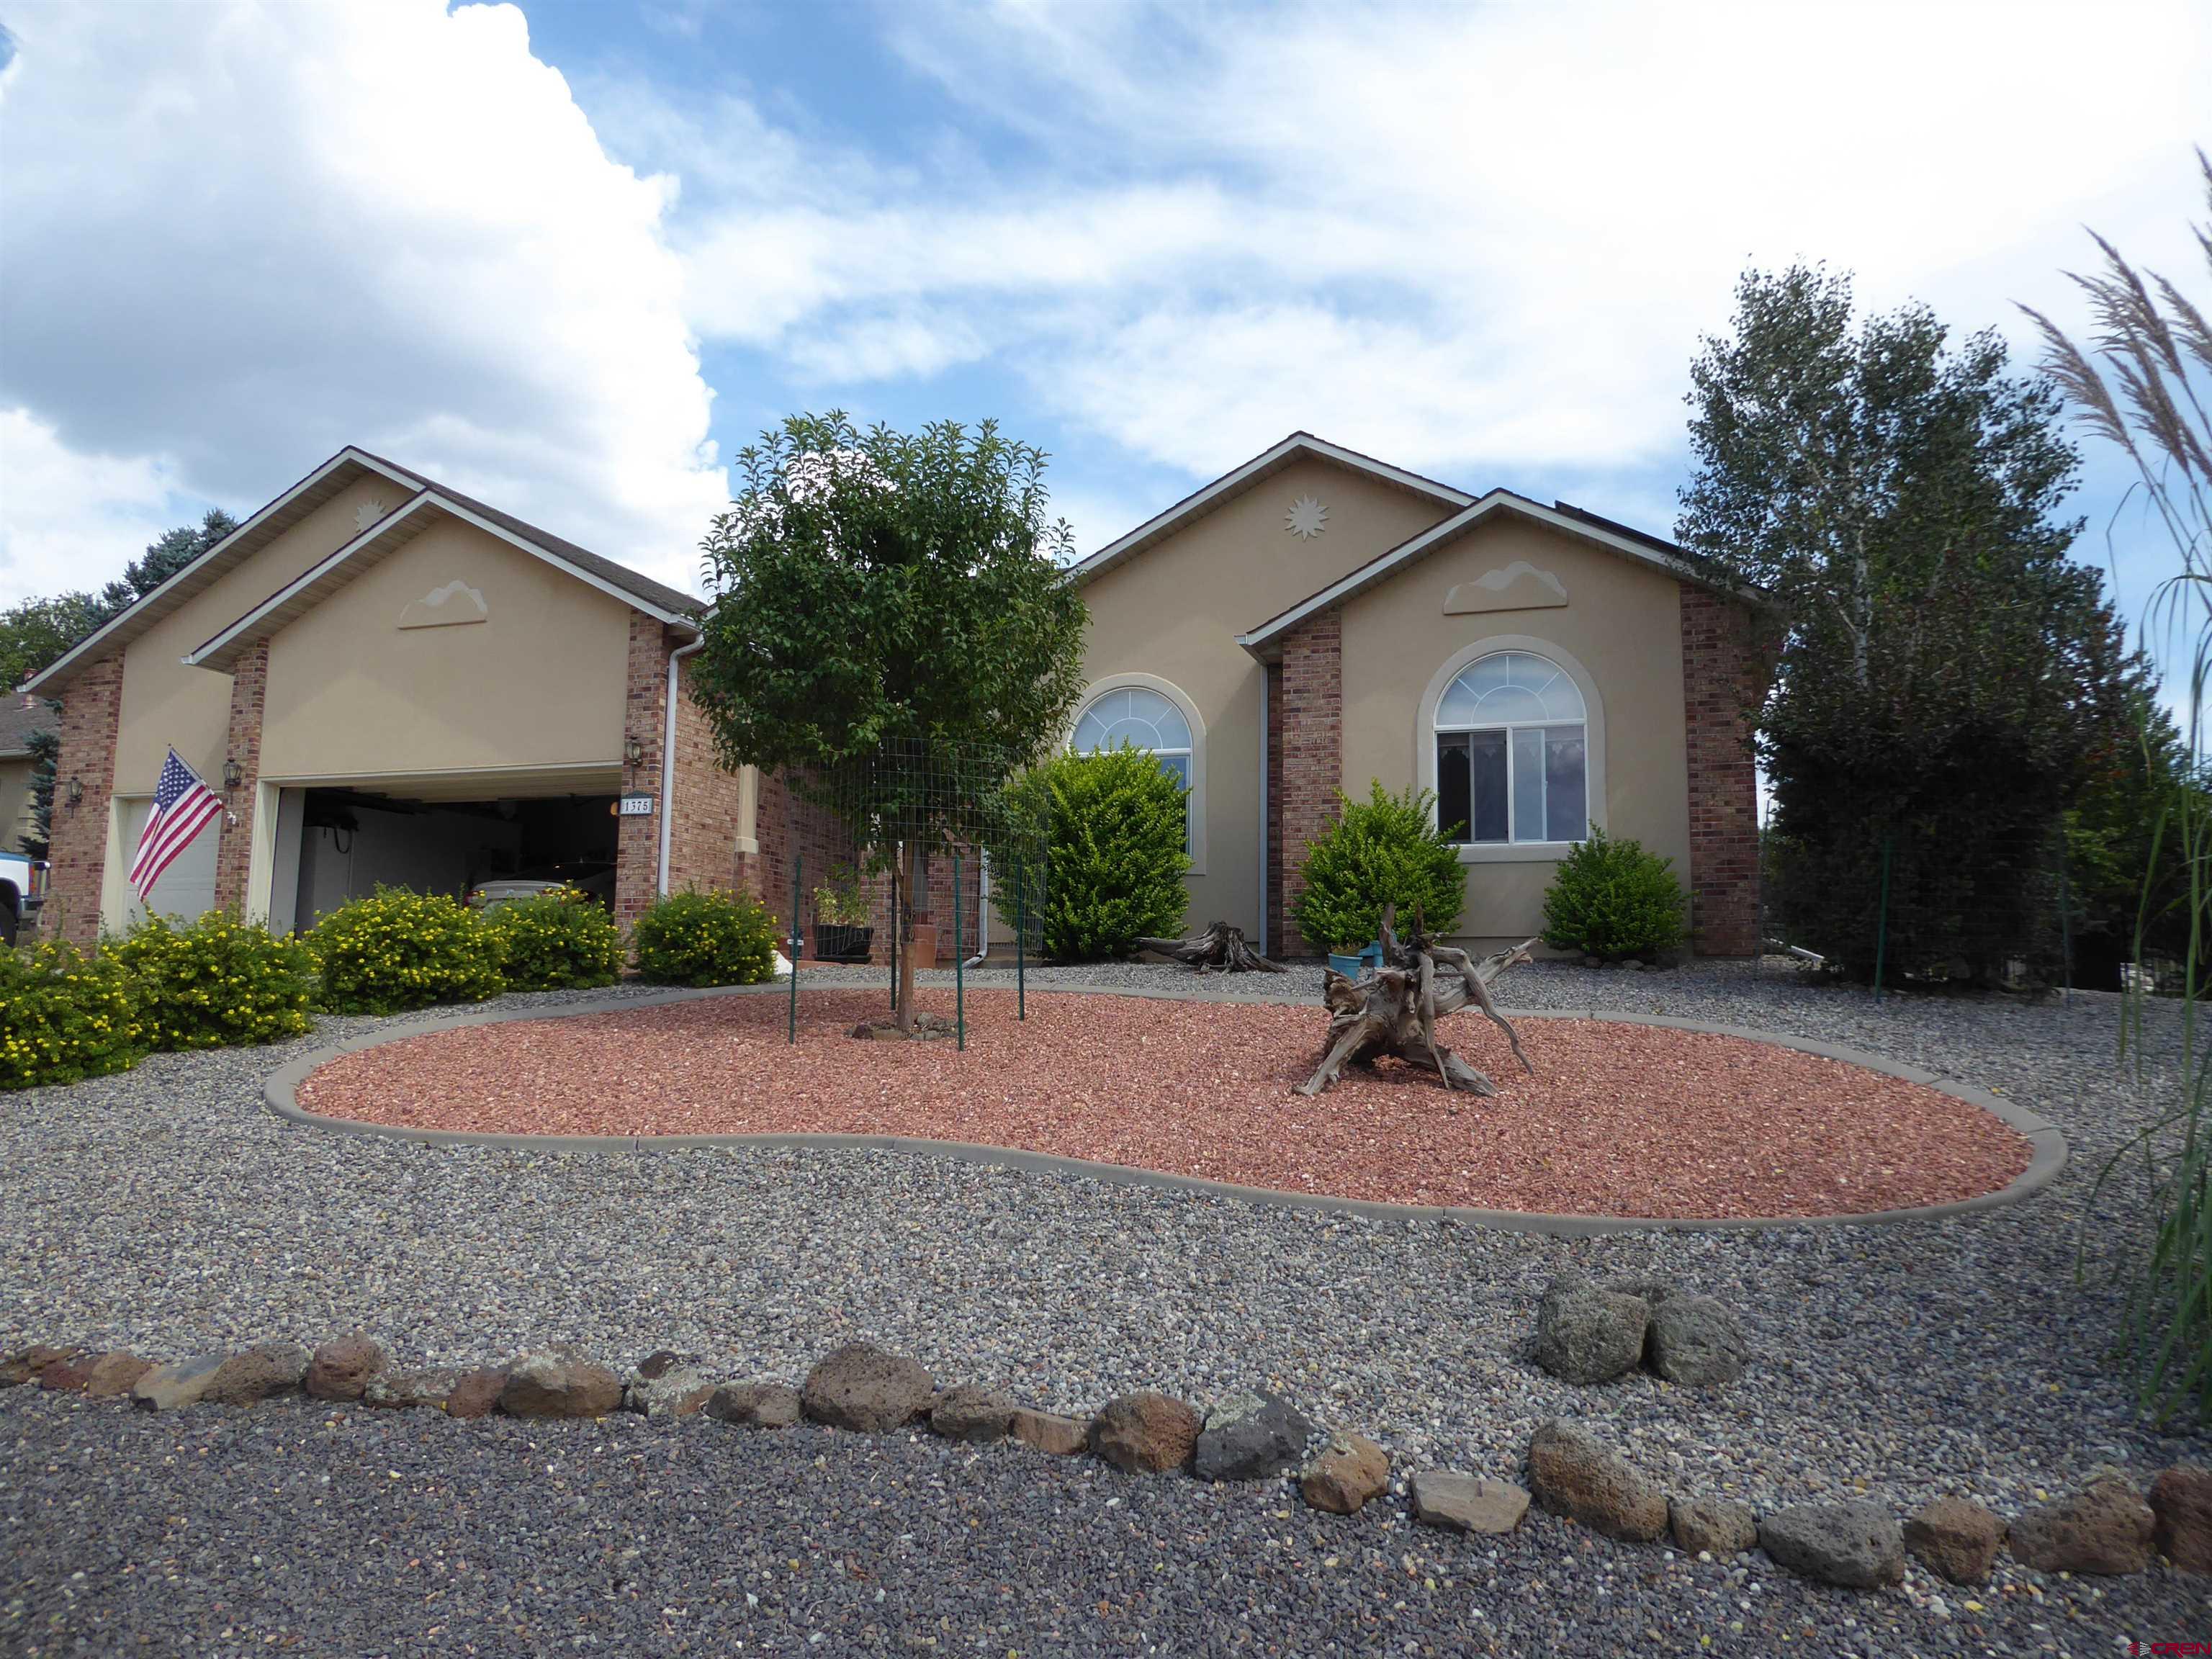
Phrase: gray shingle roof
[{"left": 0, "top": 696, "right": 58, "bottom": 759}]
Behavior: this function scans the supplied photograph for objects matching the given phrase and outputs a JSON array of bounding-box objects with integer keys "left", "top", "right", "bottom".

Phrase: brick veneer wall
[
  {"left": 1274, "top": 610, "right": 1343, "bottom": 958},
  {"left": 1679, "top": 584, "right": 1762, "bottom": 956},
  {"left": 212, "top": 639, "right": 269, "bottom": 917},
  {"left": 614, "top": 613, "right": 670, "bottom": 930},
  {"left": 1264, "top": 662, "right": 1284, "bottom": 953},
  {"left": 752, "top": 770, "right": 858, "bottom": 944},
  {"left": 40, "top": 655, "right": 123, "bottom": 947},
  {"left": 663, "top": 654, "right": 745, "bottom": 899}
]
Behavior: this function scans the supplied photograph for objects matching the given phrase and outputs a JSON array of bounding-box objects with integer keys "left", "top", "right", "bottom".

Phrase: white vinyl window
[
  {"left": 1072, "top": 685, "right": 1195, "bottom": 852},
  {"left": 1433, "top": 650, "right": 1588, "bottom": 845}
]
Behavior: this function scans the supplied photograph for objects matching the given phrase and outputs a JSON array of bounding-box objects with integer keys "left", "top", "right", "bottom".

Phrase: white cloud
[
  {"left": 0, "top": 411, "right": 187, "bottom": 602},
  {"left": 643, "top": 0, "right": 2210, "bottom": 500},
  {"left": 0, "top": 0, "right": 727, "bottom": 604}
]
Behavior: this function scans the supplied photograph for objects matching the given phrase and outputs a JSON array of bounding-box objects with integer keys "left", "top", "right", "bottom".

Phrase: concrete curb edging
[{"left": 261, "top": 984, "right": 2067, "bottom": 1238}]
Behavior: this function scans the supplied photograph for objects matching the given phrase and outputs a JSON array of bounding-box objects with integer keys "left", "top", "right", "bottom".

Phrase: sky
[{"left": 1, "top": 0, "right": 2206, "bottom": 665}]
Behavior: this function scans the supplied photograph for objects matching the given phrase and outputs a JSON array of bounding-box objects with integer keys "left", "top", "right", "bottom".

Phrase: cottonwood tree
[
  {"left": 691, "top": 414, "right": 1088, "bottom": 1033},
  {"left": 1678, "top": 265, "right": 2146, "bottom": 980}
]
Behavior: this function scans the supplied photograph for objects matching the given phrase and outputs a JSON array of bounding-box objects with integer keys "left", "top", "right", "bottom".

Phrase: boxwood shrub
[
  {"left": 1539, "top": 827, "right": 1686, "bottom": 961},
  {"left": 1292, "top": 781, "right": 1465, "bottom": 952},
  {"left": 110, "top": 912, "right": 318, "bottom": 1050},
  {"left": 632, "top": 889, "right": 780, "bottom": 986},
  {"left": 307, "top": 887, "right": 505, "bottom": 1014},
  {"left": 1007, "top": 747, "right": 1190, "bottom": 961},
  {"left": 483, "top": 887, "right": 624, "bottom": 991},
  {"left": 1, "top": 942, "right": 143, "bottom": 1091}
]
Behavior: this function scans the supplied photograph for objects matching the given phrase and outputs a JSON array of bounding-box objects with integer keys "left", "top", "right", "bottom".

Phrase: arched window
[
  {"left": 1433, "top": 649, "right": 1588, "bottom": 845},
  {"left": 1071, "top": 682, "right": 1198, "bottom": 857}
]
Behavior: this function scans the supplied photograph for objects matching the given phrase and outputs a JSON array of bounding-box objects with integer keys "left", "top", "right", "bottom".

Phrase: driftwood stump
[
  {"left": 1295, "top": 905, "right": 1537, "bottom": 1097},
  {"left": 1136, "top": 920, "right": 1286, "bottom": 974}
]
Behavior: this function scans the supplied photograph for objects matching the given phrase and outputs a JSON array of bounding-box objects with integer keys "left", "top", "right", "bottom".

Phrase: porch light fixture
[
  {"left": 66, "top": 776, "right": 82, "bottom": 806},
  {"left": 222, "top": 757, "right": 243, "bottom": 792},
  {"left": 625, "top": 735, "right": 644, "bottom": 768}
]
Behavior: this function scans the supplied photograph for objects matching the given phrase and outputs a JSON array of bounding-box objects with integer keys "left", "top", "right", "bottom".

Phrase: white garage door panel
[{"left": 120, "top": 796, "right": 221, "bottom": 927}]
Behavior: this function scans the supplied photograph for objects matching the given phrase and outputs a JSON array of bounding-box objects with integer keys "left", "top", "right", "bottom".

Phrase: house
[
  {"left": 26, "top": 446, "right": 770, "bottom": 946},
  {"left": 1072, "top": 433, "right": 1763, "bottom": 956},
  {"left": 0, "top": 694, "right": 57, "bottom": 856}
]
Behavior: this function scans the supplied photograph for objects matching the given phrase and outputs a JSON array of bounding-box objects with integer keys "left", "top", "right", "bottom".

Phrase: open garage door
[{"left": 271, "top": 781, "right": 619, "bottom": 934}]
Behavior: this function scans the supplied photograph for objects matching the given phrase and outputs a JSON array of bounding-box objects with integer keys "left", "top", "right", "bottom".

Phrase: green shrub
[
  {"left": 1006, "top": 747, "right": 1190, "bottom": 960},
  {"left": 1540, "top": 827, "right": 1686, "bottom": 961},
  {"left": 482, "top": 887, "right": 624, "bottom": 992},
  {"left": 307, "top": 887, "right": 505, "bottom": 1015},
  {"left": 1292, "top": 781, "right": 1465, "bottom": 953},
  {"left": 110, "top": 912, "right": 317, "bottom": 1050},
  {"left": 1, "top": 942, "right": 143, "bottom": 1090},
  {"left": 632, "top": 889, "right": 780, "bottom": 986}
]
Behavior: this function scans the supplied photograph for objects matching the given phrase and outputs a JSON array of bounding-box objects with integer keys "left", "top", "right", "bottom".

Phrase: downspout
[
  {"left": 656, "top": 631, "right": 705, "bottom": 897},
  {"left": 1256, "top": 665, "right": 1269, "bottom": 958},
  {"left": 962, "top": 849, "right": 992, "bottom": 968}
]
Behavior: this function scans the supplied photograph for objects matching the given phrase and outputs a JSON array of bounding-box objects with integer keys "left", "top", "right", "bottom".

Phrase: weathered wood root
[
  {"left": 1295, "top": 905, "right": 1537, "bottom": 1097},
  {"left": 1136, "top": 920, "right": 1287, "bottom": 974}
]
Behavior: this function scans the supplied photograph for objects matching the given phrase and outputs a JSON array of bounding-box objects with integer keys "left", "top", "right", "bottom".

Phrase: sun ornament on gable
[
  {"left": 1285, "top": 495, "right": 1328, "bottom": 540},
  {"left": 355, "top": 497, "right": 389, "bottom": 534}
]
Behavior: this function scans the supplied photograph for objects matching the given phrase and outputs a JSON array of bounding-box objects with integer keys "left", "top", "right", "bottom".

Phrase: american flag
[{"left": 129, "top": 747, "right": 224, "bottom": 901}]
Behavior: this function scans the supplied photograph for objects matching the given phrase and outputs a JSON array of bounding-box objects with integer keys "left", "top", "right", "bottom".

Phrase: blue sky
[{"left": 1, "top": 0, "right": 2206, "bottom": 673}]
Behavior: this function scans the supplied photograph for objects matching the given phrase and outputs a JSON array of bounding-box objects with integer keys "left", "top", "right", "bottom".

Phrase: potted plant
[{"left": 812, "top": 866, "right": 874, "bottom": 963}]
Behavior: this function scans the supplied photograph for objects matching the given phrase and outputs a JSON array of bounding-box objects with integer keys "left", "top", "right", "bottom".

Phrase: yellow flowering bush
[
  {"left": 632, "top": 889, "right": 778, "bottom": 986},
  {"left": 109, "top": 912, "right": 317, "bottom": 1050},
  {"left": 307, "top": 887, "right": 505, "bottom": 1014},
  {"left": 482, "top": 887, "right": 624, "bottom": 991},
  {"left": 0, "top": 940, "right": 143, "bottom": 1091}
]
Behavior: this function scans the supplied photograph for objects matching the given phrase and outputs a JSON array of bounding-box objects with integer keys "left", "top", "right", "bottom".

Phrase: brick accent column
[
  {"left": 40, "top": 656, "right": 123, "bottom": 948},
  {"left": 1264, "top": 662, "right": 1285, "bottom": 952},
  {"left": 1274, "top": 610, "right": 1343, "bottom": 958},
  {"left": 1679, "top": 585, "right": 1761, "bottom": 956},
  {"left": 663, "top": 652, "right": 745, "bottom": 899},
  {"left": 212, "top": 639, "right": 268, "bottom": 917},
  {"left": 613, "top": 611, "right": 668, "bottom": 930}
]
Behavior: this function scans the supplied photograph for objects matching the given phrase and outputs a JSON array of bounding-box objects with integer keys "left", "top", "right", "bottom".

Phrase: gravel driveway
[{"left": 6, "top": 960, "right": 2212, "bottom": 1652}]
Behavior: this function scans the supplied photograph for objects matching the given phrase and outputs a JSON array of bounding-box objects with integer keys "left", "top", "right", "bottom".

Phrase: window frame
[
  {"left": 1067, "top": 673, "right": 1207, "bottom": 873},
  {"left": 1415, "top": 637, "right": 1605, "bottom": 866}
]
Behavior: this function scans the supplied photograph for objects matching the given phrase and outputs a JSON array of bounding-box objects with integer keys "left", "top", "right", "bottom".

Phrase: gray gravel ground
[{"left": 7, "top": 961, "right": 2212, "bottom": 1654}]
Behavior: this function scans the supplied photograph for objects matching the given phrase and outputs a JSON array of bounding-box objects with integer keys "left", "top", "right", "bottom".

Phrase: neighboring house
[
  {"left": 0, "top": 693, "right": 58, "bottom": 855},
  {"left": 26, "top": 446, "right": 765, "bottom": 945},
  {"left": 1074, "top": 433, "right": 1763, "bottom": 956}
]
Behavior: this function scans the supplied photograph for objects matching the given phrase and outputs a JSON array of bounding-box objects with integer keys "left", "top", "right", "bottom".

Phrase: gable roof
[
  {"left": 1235, "top": 489, "right": 1758, "bottom": 659},
  {"left": 22, "top": 446, "right": 702, "bottom": 693},
  {"left": 0, "top": 695, "right": 58, "bottom": 760},
  {"left": 1071, "top": 432, "right": 1474, "bottom": 587}
]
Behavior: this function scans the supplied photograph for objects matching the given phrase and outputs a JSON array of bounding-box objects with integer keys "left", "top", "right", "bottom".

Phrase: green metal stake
[
  {"left": 2059, "top": 855, "right": 2072, "bottom": 1004},
  {"left": 1872, "top": 833, "right": 1892, "bottom": 1004},
  {"left": 788, "top": 853, "right": 801, "bottom": 1043},
  {"left": 887, "top": 850, "right": 898, "bottom": 1014},
  {"left": 953, "top": 852, "right": 966, "bottom": 1051},
  {"left": 1014, "top": 852, "right": 1026, "bottom": 1021}
]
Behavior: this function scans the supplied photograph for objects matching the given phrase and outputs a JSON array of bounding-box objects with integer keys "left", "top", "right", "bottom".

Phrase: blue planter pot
[{"left": 1327, "top": 942, "right": 1385, "bottom": 979}]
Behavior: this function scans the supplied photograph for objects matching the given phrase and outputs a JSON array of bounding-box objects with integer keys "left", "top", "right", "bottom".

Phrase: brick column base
[
  {"left": 212, "top": 639, "right": 269, "bottom": 917},
  {"left": 40, "top": 656, "right": 123, "bottom": 948},
  {"left": 1679, "top": 585, "right": 1761, "bottom": 956},
  {"left": 1273, "top": 611, "right": 1343, "bottom": 958}
]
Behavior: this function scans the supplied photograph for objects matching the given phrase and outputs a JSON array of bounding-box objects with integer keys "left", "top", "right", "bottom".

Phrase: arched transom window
[
  {"left": 1072, "top": 685, "right": 1195, "bottom": 850},
  {"left": 1434, "top": 650, "right": 1588, "bottom": 845}
]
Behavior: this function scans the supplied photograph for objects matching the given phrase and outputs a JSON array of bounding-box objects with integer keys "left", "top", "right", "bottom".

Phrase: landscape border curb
[{"left": 261, "top": 983, "right": 2067, "bottom": 1238}]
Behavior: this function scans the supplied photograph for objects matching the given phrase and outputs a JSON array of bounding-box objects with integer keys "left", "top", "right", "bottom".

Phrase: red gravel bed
[{"left": 296, "top": 990, "right": 2032, "bottom": 1220}]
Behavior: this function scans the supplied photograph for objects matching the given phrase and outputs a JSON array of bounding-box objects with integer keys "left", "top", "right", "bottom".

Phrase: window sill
[{"left": 1453, "top": 841, "right": 1578, "bottom": 865}]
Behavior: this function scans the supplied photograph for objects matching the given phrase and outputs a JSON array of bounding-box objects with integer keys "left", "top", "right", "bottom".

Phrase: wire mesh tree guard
[{"left": 773, "top": 737, "right": 1048, "bottom": 1046}]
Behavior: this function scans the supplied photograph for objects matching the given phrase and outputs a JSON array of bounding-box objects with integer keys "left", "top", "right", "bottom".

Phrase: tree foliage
[
  {"left": 690, "top": 413, "right": 1088, "bottom": 1025},
  {"left": 1678, "top": 265, "right": 2145, "bottom": 981},
  {"left": 1, "top": 509, "right": 240, "bottom": 694}
]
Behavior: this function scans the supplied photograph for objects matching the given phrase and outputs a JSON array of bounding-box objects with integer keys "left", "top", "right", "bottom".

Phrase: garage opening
[{"left": 271, "top": 787, "right": 619, "bottom": 933}]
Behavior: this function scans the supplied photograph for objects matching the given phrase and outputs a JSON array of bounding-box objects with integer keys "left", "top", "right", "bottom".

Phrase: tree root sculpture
[
  {"left": 1295, "top": 905, "right": 1537, "bottom": 1097},
  {"left": 1136, "top": 920, "right": 1287, "bottom": 974}
]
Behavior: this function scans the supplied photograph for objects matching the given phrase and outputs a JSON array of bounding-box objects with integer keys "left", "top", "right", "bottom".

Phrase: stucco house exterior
[
  {"left": 1072, "top": 433, "right": 1763, "bottom": 957},
  {"left": 27, "top": 446, "right": 768, "bottom": 946}
]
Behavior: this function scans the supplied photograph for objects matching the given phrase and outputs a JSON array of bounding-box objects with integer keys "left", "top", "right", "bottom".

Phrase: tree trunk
[
  {"left": 1295, "top": 904, "right": 1537, "bottom": 1097},
  {"left": 1136, "top": 920, "right": 1287, "bottom": 974},
  {"left": 894, "top": 840, "right": 922, "bottom": 1034}
]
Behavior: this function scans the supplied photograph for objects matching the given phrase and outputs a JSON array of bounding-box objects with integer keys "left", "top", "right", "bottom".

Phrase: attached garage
[{"left": 30, "top": 446, "right": 768, "bottom": 945}]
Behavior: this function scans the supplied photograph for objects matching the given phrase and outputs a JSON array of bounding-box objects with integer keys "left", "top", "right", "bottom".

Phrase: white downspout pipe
[
  {"left": 657, "top": 633, "right": 705, "bottom": 897},
  {"left": 962, "top": 849, "right": 992, "bottom": 968}
]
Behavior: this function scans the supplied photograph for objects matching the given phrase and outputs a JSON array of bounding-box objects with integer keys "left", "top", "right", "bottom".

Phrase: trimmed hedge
[
  {"left": 482, "top": 887, "right": 624, "bottom": 992},
  {"left": 1539, "top": 827, "right": 1686, "bottom": 961},
  {"left": 632, "top": 889, "right": 780, "bottom": 986},
  {"left": 1008, "top": 747, "right": 1190, "bottom": 961},
  {"left": 307, "top": 888, "right": 505, "bottom": 1015},
  {"left": 1, "top": 942, "right": 142, "bottom": 1091},
  {"left": 1292, "top": 781, "right": 1465, "bottom": 953},
  {"left": 109, "top": 912, "right": 317, "bottom": 1051}
]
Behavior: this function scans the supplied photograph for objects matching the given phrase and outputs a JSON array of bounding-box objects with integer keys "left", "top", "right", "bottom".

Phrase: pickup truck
[{"left": 0, "top": 849, "right": 47, "bottom": 946}]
